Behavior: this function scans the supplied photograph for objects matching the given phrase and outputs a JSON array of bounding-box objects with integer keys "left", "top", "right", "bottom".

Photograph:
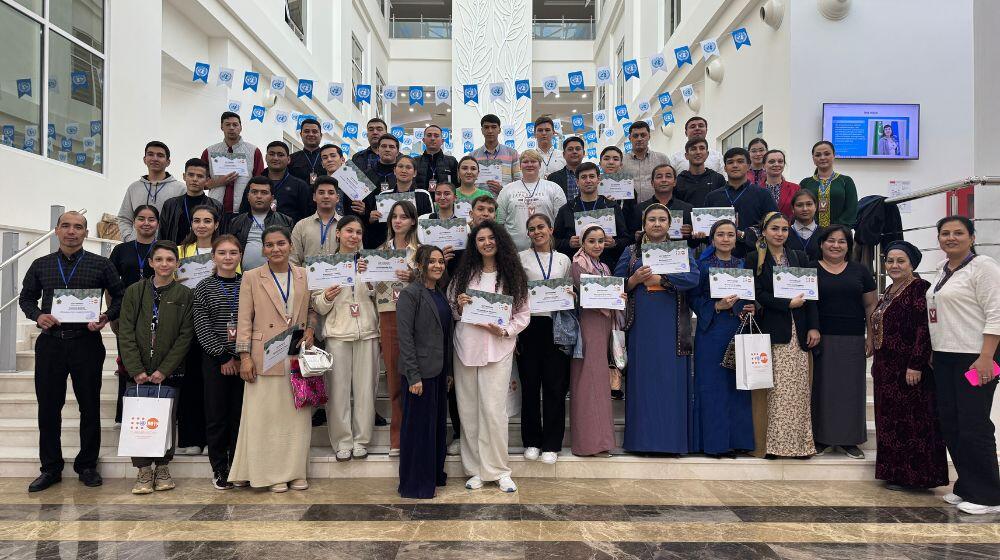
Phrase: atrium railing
[
  {"left": 389, "top": 17, "right": 452, "bottom": 39},
  {"left": 532, "top": 18, "right": 595, "bottom": 40}
]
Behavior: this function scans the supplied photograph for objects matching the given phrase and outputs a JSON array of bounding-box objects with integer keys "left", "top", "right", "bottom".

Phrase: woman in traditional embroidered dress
[{"left": 799, "top": 141, "right": 858, "bottom": 228}]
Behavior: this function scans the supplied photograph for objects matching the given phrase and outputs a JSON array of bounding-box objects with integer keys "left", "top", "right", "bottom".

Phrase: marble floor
[{"left": 0, "top": 478, "right": 997, "bottom": 559}]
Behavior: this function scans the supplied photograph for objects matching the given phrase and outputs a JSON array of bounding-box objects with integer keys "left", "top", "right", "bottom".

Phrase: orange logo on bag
[
  {"left": 759, "top": 352, "right": 769, "bottom": 364},
  {"left": 146, "top": 418, "right": 159, "bottom": 430}
]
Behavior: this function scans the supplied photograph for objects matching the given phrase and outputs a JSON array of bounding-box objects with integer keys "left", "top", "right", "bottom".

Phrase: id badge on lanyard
[
  {"left": 350, "top": 303, "right": 361, "bottom": 317},
  {"left": 928, "top": 295, "right": 938, "bottom": 324},
  {"left": 226, "top": 320, "right": 237, "bottom": 342}
]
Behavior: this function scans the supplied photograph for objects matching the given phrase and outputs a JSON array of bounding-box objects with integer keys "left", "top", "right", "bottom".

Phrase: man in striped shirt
[{"left": 471, "top": 114, "right": 521, "bottom": 196}]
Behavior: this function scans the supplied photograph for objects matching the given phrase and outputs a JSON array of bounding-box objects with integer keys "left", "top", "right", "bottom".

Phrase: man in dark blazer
[{"left": 546, "top": 136, "right": 585, "bottom": 201}]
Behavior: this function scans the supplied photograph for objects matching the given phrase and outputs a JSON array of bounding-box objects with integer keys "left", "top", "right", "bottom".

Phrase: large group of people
[{"left": 16, "top": 111, "right": 1000, "bottom": 515}]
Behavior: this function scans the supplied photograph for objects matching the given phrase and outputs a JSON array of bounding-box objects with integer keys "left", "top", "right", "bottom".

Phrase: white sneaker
[
  {"left": 957, "top": 501, "right": 1000, "bottom": 515},
  {"left": 465, "top": 475, "right": 483, "bottom": 490},
  {"left": 498, "top": 475, "right": 517, "bottom": 493},
  {"left": 523, "top": 447, "right": 540, "bottom": 461},
  {"left": 943, "top": 492, "right": 963, "bottom": 505},
  {"left": 352, "top": 446, "right": 368, "bottom": 459},
  {"left": 540, "top": 452, "right": 558, "bottom": 464},
  {"left": 335, "top": 449, "right": 352, "bottom": 462},
  {"left": 388, "top": 448, "right": 400, "bottom": 457},
  {"left": 447, "top": 439, "right": 461, "bottom": 456}
]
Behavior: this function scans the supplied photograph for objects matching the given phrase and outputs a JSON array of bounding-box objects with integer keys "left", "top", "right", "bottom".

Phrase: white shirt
[
  {"left": 518, "top": 248, "right": 572, "bottom": 317},
  {"left": 793, "top": 221, "right": 818, "bottom": 240},
  {"left": 496, "top": 179, "right": 568, "bottom": 251},
  {"left": 927, "top": 255, "right": 1000, "bottom": 354},
  {"left": 670, "top": 149, "right": 725, "bottom": 174},
  {"left": 537, "top": 146, "right": 566, "bottom": 179}
]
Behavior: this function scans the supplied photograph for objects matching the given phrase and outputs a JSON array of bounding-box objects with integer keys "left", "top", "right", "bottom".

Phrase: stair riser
[{"left": 16, "top": 354, "right": 119, "bottom": 372}]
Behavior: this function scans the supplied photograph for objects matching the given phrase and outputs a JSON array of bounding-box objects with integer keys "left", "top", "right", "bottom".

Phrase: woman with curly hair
[{"left": 448, "top": 220, "right": 530, "bottom": 493}]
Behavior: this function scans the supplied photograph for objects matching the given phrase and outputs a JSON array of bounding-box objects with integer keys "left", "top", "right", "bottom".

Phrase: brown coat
[{"left": 235, "top": 264, "right": 310, "bottom": 375}]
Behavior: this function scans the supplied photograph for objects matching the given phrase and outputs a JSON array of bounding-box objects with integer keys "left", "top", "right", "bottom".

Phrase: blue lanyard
[
  {"left": 56, "top": 252, "right": 84, "bottom": 288},
  {"left": 272, "top": 172, "right": 289, "bottom": 193},
  {"left": 725, "top": 185, "right": 748, "bottom": 207},
  {"left": 578, "top": 198, "right": 599, "bottom": 212},
  {"left": 270, "top": 268, "right": 291, "bottom": 305},
  {"left": 145, "top": 181, "right": 165, "bottom": 204},
  {"left": 318, "top": 214, "right": 337, "bottom": 245},
  {"left": 135, "top": 241, "right": 153, "bottom": 278},
  {"left": 590, "top": 257, "right": 605, "bottom": 276},
  {"left": 521, "top": 180, "right": 541, "bottom": 200},
  {"left": 816, "top": 173, "right": 839, "bottom": 195},
  {"left": 219, "top": 280, "right": 238, "bottom": 318},
  {"left": 250, "top": 214, "right": 266, "bottom": 231},
  {"left": 304, "top": 151, "right": 321, "bottom": 172},
  {"left": 533, "top": 249, "right": 553, "bottom": 280}
]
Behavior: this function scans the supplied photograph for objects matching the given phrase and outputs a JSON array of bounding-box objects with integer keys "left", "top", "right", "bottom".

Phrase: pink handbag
[{"left": 288, "top": 358, "right": 328, "bottom": 409}]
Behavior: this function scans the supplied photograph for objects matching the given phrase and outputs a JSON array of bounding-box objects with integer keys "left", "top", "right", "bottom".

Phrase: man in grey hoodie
[{"left": 116, "top": 141, "right": 185, "bottom": 241}]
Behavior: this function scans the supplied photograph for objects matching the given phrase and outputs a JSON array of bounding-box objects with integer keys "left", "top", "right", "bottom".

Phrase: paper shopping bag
[
  {"left": 735, "top": 333, "right": 774, "bottom": 390},
  {"left": 117, "top": 391, "right": 174, "bottom": 457}
]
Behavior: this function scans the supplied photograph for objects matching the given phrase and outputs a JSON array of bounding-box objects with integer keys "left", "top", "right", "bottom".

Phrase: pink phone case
[{"left": 965, "top": 361, "right": 1000, "bottom": 386}]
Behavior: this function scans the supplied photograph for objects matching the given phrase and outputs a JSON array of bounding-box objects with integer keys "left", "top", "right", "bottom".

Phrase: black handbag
[{"left": 721, "top": 314, "right": 751, "bottom": 370}]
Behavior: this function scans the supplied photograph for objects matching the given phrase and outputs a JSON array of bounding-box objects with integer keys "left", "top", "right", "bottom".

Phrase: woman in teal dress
[
  {"left": 690, "top": 220, "right": 756, "bottom": 456},
  {"left": 615, "top": 203, "right": 699, "bottom": 454}
]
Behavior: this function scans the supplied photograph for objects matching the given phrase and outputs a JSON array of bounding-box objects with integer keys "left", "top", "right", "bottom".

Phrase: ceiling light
[
  {"left": 447, "top": 108, "right": 451, "bottom": 112},
  {"left": 408, "top": 107, "right": 414, "bottom": 112},
  {"left": 582, "top": 93, "right": 588, "bottom": 98},
  {"left": 572, "top": 109, "right": 578, "bottom": 113},
  {"left": 555, "top": 93, "right": 560, "bottom": 98}
]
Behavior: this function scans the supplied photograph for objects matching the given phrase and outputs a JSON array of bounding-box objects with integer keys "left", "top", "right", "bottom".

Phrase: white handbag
[
  {"left": 734, "top": 315, "right": 774, "bottom": 390},
  {"left": 299, "top": 345, "right": 333, "bottom": 377}
]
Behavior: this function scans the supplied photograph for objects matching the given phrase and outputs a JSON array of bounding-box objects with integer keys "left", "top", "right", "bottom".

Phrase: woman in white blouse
[{"left": 927, "top": 216, "right": 1000, "bottom": 515}]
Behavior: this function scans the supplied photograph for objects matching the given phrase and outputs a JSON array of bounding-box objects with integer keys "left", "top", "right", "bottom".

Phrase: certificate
[
  {"left": 668, "top": 210, "right": 684, "bottom": 240},
  {"left": 418, "top": 218, "right": 468, "bottom": 250},
  {"left": 478, "top": 159, "right": 503, "bottom": 184},
  {"left": 376, "top": 192, "right": 416, "bottom": 222},
  {"left": 454, "top": 200, "right": 472, "bottom": 219},
  {"left": 177, "top": 254, "right": 214, "bottom": 289},
  {"left": 692, "top": 207, "right": 736, "bottom": 235},
  {"left": 641, "top": 241, "right": 690, "bottom": 274},
  {"left": 461, "top": 289, "right": 514, "bottom": 327},
  {"left": 332, "top": 163, "right": 374, "bottom": 201},
  {"left": 209, "top": 152, "right": 249, "bottom": 177},
  {"left": 359, "top": 249, "right": 407, "bottom": 283},
  {"left": 306, "top": 254, "right": 356, "bottom": 290},
  {"left": 574, "top": 208, "right": 616, "bottom": 238},
  {"left": 527, "top": 278, "right": 575, "bottom": 313},
  {"left": 579, "top": 274, "right": 626, "bottom": 310},
  {"left": 709, "top": 268, "right": 756, "bottom": 300},
  {"left": 598, "top": 172, "right": 635, "bottom": 200},
  {"left": 773, "top": 266, "right": 819, "bottom": 300},
  {"left": 262, "top": 328, "right": 293, "bottom": 373},
  {"left": 51, "top": 288, "right": 101, "bottom": 323}
]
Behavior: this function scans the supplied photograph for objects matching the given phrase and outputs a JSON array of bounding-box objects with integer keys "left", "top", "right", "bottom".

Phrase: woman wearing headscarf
[
  {"left": 614, "top": 203, "right": 699, "bottom": 454},
  {"left": 868, "top": 241, "right": 947, "bottom": 490}
]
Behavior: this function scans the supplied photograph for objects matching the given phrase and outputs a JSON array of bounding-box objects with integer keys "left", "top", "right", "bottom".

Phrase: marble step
[
  {"left": 15, "top": 350, "right": 119, "bottom": 372},
  {"left": 0, "top": 446, "right": 951, "bottom": 480}
]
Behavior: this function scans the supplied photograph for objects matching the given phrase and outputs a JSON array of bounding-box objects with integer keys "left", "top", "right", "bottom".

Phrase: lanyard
[
  {"left": 183, "top": 196, "right": 194, "bottom": 226},
  {"left": 303, "top": 151, "right": 321, "bottom": 172},
  {"left": 56, "top": 252, "right": 84, "bottom": 288},
  {"left": 144, "top": 181, "right": 165, "bottom": 204},
  {"left": 533, "top": 249, "right": 554, "bottom": 280},
  {"left": 934, "top": 253, "right": 976, "bottom": 293},
  {"left": 815, "top": 173, "right": 839, "bottom": 195},
  {"left": 725, "top": 185, "right": 748, "bottom": 207},
  {"left": 541, "top": 148, "right": 555, "bottom": 169},
  {"left": 219, "top": 280, "right": 238, "bottom": 319},
  {"left": 250, "top": 213, "right": 266, "bottom": 231},
  {"left": 578, "top": 198, "right": 599, "bottom": 212},
  {"left": 272, "top": 172, "right": 289, "bottom": 193},
  {"left": 318, "top": 214, "right": 337, "bottom": 245},
  {"left": 521, "top": 180, "right": 541, "bottom": 200},
  {"left": 135, "top": 241, "right": 153, "bottom": 278},
  {"left": 590, "top": 257, "right": 605, "bottom": 276},
  {"left": 270, "top": 267, "right": 291, "bottom": 308}
]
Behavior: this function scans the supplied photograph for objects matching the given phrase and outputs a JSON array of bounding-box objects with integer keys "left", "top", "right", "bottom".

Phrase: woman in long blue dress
[
  {"left": 690, "top": 220, "right": 756, "bottom": 456},
  {"left": 615, "top": 203, "right": 700, "bottom": 454}
]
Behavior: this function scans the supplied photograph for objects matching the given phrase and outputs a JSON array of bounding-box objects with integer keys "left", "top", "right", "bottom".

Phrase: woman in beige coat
[{"left": 229, "top": 226, "right": 314, "bottom": 493}]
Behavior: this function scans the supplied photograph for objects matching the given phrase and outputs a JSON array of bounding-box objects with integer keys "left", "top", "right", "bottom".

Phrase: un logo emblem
[
  {"left": 301, "top": 82, "right": 312, "bottom": 93},
  {"left": 625, "top": 63, "right": 637, "bottom": 74},
  {"left": 220, "top": 71, "right": 232, "bottom": 82},
  {"left": 705, "top": 43, "right": 716, "bottom": 54},
  {"left": 678, "top": 50, "right": 689, "bottom": 61},
  {"left": 345, "top": 123, "right": 358, "bottom": 134},
  {"left": 252, "top": 107, "right": 264, "bottom": 119},
  {"left": 438, "top": 89, "right": 450, "bottom": 99},
  {"left": 245, "top": 74, "right": 258, "bottom": 86},
  {"left": 273, "top": 78, "right": 286, "bottom": 89},
  {"left": 18, "top": 81, "right": 29, "bottom": 93},
  {"left": 228, "top": 102, "right": 240, "bottom": 112},
  {"left": 736, "top": 31, "right": 747, "bottom": 42},
  {"left": 652, "top": 57, "right": 663, "bottom": 68},
  {"left": 616, "top": 107, "right": 626, "bottom": 117},
  {"left": 358, "top": 86, "right": 370, "bottom": 98},
  {"left": 491, "top": 86, "right": 502, "bottom": 97},
  {"left": 465, "top": 87, "right": 477, "bottom": 98},
  {"left": 570, "top": 75, "right": 582, "bottom": 85},
  {"left": 410, "top": 89, "right": 421, "bottom": 99},
  {"left": 598, "top": 69, "right": 610, "bottom": 81},
  {"left": 195, "top": 66, "right": 208, "bottom": 78},
  {"left": 544, "top": 79, "right": 557, "bottom": 90},
  {"left": 516, "top": 82, "right": 528, "bottom": 94}
]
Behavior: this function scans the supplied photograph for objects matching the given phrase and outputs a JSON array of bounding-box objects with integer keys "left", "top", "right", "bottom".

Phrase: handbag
[
  {"left": 288, "top": 358, "right": 328, "bottom": 409},
  {"left": 734, "top": 315, "right": 774, "bottom": 390},
  {"left": 721, "top": 314, "right": 752, "bottom": 370},
  {"left": 610, "top": 311, "right": 627, "bottom": 370},
  {"left": 609, "top": 366, "right": 623, "bottom": 391},
  {"left": 118, "top": 383, "right": 176, "bottom": 458},
  {"left": 299, "top": 345, "right": 333, "bottom": 378}
]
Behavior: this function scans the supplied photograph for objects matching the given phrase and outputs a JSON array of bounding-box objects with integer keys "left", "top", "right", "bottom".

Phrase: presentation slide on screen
[{"left": 822, "top": 103, "right": 920, "bottom": 159}]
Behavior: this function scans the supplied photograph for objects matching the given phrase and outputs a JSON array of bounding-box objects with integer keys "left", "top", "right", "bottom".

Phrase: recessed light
[
  {"left": 555, "top": 93, "right": 560, "bottom": 98},
  {"left": 447, "top": 108, "right": 451, "bottom": 112},
  {"left": 408, "top": 107, "right": 414, "bottom": 112},
  {"left": 572, "top": 109, "right": 578, "bottom": 113},
  {"left": 582, "top": 93, "right": 588, "bottom": 98}
]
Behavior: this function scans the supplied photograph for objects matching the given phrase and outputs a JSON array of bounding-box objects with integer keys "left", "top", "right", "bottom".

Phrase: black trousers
[
  {"left": 34, "top": 332, "right": 105, "bottom": 475},
  {"left": 516, "top": 317, "right": 570, "bottom": 452},
  {"left": 201, "top": 353, "right": 244, "bottom": 474},
  {"left": 398, "top": 374, "right": 448, "bottom": 499},
  {"left": 177, "top": 342, "right": 207, "bottom": 448},
  {"left": 933, "top": 351, "right": 1000, "bottom": 506},
  {"left": 448, "top": 384, "right": 461, "bottom": 440}
]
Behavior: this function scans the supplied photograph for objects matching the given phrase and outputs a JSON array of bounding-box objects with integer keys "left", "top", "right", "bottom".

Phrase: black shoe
[
  {"left": 28, "top": 472, "right": 61, "bottom": 493},
  {"left": 611, "top": 390, "right": 624, "bottom": 400},
  {"left": 840, "top": 445, "right": 865, "bottom": 460},
  {"left": 212, "top": 470, "right": 234, "bottom": 490},
  {"left": 374, "top": 413, "right": 387, "bottom": 427},
  {"left": 311, "top": 409, "right": 327, "bottom": 427},
  {"left": 78, "top": 468, "right": 103, "bottom": 487}
]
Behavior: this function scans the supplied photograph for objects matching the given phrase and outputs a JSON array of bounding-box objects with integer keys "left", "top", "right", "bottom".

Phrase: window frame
[
  {"left": 375, "top": 70, "right": 386, "bottom": 120},
  {"left": 351, "top": 34, "right": 364, "bottom": 111},
  {"left": 721, "top": 109, "right": 764, "bottom": 152},
  {"left": 614, "top": 38, "right": 625, "bottom": 109},
  {"left": 0, "top": 0, "right": 108, "bottom": 175}
]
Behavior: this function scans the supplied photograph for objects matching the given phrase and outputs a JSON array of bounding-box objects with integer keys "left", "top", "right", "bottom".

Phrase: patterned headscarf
[{"left": 755, "top": 211, "right": 787, "bottom": 275}]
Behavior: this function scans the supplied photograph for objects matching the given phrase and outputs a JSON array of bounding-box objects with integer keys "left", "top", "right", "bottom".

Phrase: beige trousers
[
  {"left": 324, "top": 338, "right": 379, "bottom": 451},
  {"left": 454, "top": 352, "right": 514, "bottom": 481}
]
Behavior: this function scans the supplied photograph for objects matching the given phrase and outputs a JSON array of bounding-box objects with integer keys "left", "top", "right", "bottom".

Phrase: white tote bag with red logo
[
  {"left": 117, "top": 385, "right": 174, "bottom": 457},
  {"left": 734, "top": 316, "right": 774, "bottom": 390}
]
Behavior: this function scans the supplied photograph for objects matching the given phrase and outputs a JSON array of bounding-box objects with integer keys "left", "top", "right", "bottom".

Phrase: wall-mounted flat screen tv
[{"left": 822, "top": 103, "right": 920, "bottom": 159}]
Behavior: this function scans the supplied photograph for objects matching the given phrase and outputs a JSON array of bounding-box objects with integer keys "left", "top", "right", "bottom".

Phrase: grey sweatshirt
[{"left": 116, "top": 174, "right": 185, "bottom": 241}]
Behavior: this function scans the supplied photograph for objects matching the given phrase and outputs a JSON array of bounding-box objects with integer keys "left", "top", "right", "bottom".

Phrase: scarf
[
  {"left": 755, "top": 211, "right": 784, "bottom": 275},
  {"left": 813, "top": 172, "right": 839, "bottom": 227},
  {"left": 573, "top": 245, "right": 611, "bottom": 318}
]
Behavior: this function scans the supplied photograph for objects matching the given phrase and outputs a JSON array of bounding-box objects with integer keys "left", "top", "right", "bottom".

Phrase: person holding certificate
[
  {"left": 449, "top": 221, "right": 530, "bottom": 492},
  {"left": 312, "top": 216, "right": 380, "bottom": 461},
  {"left": 118, "top": 241, "right": 194, "bottom": 494},
  {"left": 374, "top": 201, "right": 420, "bottom": 456},
  {"left": 745, "top": 212, "right": 819, "bottom": 459},
  {"left": 812, "top": 225, "right": 876, "bottom": 460},
  {"left": 553, "top": 162, "right": 630, "bottom": 270},
  {"left": 689, "top": 219, "right": 755, "bottom": 456},
  {"left": 229, "top": 226, "right": 314, "bottom": 492},
  {"left": 614, "top": 205, "right": 700, "bottom": 455},
  {"left": 365, "top": 155, "right": 434, "bottom": 250},
  {"left": 570, "top": 225, "right": 620, "bottom": 457},
  {"left": 19, "top": 211, "right": 125, "bottom": 493},
  {"left": 598, "top": 146, "right": 638, "bottom": 237},
  {"left": 395, "top": 245, "right": 454, "bottom": 498},
  {"left": 703, "top": 148, "right": 778, "bottom": 258},
  {"left": 517, "top": 214, "right": 573, "bottom": 464}
]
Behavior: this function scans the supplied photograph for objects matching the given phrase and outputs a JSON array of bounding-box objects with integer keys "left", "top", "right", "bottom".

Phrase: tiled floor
[{"left": 0, "top": 478, "right": 997, "bottom": 559}]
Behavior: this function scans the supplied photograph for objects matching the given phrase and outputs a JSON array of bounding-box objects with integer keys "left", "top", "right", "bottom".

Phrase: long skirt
[
  {"left": 398, "top": 374, "right": 448, "bottom": 499},
  {"left": 228, "top": 373, "right": 312, "bottom": 487},
  {"left": 380, "top": 313, "right": 404, "bottom": 450},
  {"left": 570, "top": 309, "right": 616, "bottom": 456},
  {"left": 812, "top": 334, "right": 867, "bottom": 446},
  {"left": 753, "top": 325, "right": 816, "bottom": 457}
]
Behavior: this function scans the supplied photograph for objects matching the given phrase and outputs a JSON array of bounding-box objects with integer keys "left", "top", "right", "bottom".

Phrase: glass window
[
  {"left": 285, "top": 0, "right": 305, "bottom": 42},
  {"left": 375, "top": 71, "right": 385, "bottom": 120},
  {"left": 743, "top": 112, "right": 764, "bottom": 143},
  {"left": 665, "top": 0, "right": 681, "bottom": 37},
  {"left": 597, "top": 85, "right": 607, "bottom": 137},
  {"left": 614, "top": 39, "right": 625, "bottom": 108},
  {"left": 49, "top": 0, "right": 104, "bottom": 52},
  {"left": 352, "top": 35, "right": 364, "bottom": 110},
  {"left": 721, "top": 129, "right": 742, "bottom": 153},
  {"left": 0, "top": 4, "right": 42, "bottom": 155},
  {"left": 11, "top": 0, "right": 41, "bottom": 14},
  {"left": 48, "top": 31, "right": 104, "bottom": 172}
]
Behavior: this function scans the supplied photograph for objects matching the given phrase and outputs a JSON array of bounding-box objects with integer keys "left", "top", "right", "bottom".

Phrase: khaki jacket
[{"left": 235, "top": 264, "right": 310, "bottom": 375}]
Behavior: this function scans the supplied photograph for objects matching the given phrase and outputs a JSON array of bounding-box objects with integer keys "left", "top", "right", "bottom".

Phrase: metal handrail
[
  {"left": 0, "top": 209, "right": 88, "bottom": 273},
  {"left": 884, "top": 175, "right": 1000, "bottom": 204}
]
